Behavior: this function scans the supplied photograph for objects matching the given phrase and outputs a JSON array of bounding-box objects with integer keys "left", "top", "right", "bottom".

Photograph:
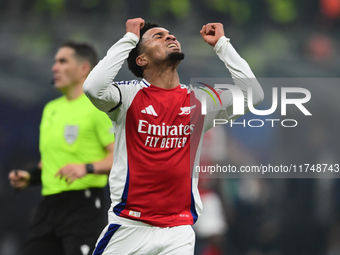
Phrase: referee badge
[{"left": 64, "top": 125, "right": 79, "bottom": 145}]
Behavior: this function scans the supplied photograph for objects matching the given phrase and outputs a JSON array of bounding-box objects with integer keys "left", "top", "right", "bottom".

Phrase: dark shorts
[{"left": 22, "top": 188, "right": 108, "bottom": 255}]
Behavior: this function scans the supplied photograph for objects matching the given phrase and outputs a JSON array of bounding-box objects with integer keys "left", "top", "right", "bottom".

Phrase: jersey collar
[{"left": 141, "top": 79, "right": 150, "bottom": 88}]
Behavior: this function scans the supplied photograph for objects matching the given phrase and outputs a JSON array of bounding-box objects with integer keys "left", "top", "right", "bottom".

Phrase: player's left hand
[
  {"left": 200, "top": 23, "right": 225, "bottom": 47},
  {"left": 55, "top": 164, "right": 87, "bottom": 185}
]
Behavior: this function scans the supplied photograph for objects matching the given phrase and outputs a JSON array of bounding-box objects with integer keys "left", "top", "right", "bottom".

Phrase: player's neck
[{"left": 143, "top": 66, "right": 180, "bottom": 89}]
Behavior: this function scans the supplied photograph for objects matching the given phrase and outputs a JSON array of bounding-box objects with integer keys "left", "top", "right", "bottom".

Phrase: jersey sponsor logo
[
  {"left": 129, "top": 210, "right": 141, "bottom": 218},
  {"left": 141, "top": 105, "right": 158, "bottom": 116},
  {"left": 138, "top": 120, "right": 194, "bottom": 136},
  {"left": 138, "top": 120, "right": 194, "bottom": 148},
  {"left": 178, "top": 105, "right": 196, "bottom": 115},
  {"left": 64, "top": 125, "right": 79, "bottom": 145}
]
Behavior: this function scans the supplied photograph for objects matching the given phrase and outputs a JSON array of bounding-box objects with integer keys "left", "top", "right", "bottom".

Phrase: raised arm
[
  {"left": 200, "top": 23, "right": 264, "bottom": 116},
  {"left": 83, "top": 18, "right": 145, "bottom": 112}
]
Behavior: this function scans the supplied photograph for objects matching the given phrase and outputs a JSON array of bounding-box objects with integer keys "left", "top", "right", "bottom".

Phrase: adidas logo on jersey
[{"left": 141, "top": 105, "right": 158, "bottom": 116}]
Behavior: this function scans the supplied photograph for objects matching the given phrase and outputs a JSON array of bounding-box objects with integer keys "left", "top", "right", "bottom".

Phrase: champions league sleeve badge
[{"left": 64, "top": 125, "right": 79, "bottom": 145}]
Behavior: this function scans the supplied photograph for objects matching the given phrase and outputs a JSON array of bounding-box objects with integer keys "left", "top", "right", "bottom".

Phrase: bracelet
[
  {"left": 28, "top": 167, "right": 42, "bottom": 186},
  {"left": 86, "top": 164, "right": 95, "bottom": 174}
]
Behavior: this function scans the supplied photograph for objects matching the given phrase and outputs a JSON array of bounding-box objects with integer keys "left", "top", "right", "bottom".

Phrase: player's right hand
[
  {"left": 8, "top": 170, "right": 30, "bottom": 189},
  {"left": 126, "top": 18, "right": 145, "bottom": 39}
]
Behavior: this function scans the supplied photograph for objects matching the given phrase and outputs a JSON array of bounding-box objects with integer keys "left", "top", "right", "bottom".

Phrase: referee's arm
[
  {"left": 8, "top": 162, "right": 42, "bottom": 189},
  {"left": 55, "top": 142, "right": 114, "bottom": 184}
]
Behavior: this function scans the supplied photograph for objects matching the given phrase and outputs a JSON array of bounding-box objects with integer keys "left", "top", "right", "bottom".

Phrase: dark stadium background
[{"left": 1, "top": 0, "right": 340, "bottom": 254}]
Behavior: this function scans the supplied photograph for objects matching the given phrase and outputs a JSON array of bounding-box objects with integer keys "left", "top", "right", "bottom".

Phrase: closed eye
[{"left": 152, "top": 32, "right": 165, "bottom": 39}]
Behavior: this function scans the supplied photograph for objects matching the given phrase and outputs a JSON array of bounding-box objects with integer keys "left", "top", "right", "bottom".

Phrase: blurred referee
[{"left": 8, "top": 41, "right": 115, "bottom": 255}]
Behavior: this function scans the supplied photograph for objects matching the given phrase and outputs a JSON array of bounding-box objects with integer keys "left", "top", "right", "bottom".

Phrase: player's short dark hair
[
  {"left": 127, "top": 22, "right": 160, "bottom": 78},
  {"left": 60, "top": 41, "right": 98, "bottom": 70}
]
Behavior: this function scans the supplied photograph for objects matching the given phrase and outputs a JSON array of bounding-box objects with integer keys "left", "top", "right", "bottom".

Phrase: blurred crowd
[{"left": 1, "top": 0, "right": 340, "bottom": 254}]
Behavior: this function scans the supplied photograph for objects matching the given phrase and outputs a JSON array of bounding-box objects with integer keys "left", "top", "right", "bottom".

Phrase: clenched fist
[
  {"left": 200, "top": 23, "right": 225, "bottom": 47},
  {"left": 126, "top": 18, "right": 145, "bottom": 39}
]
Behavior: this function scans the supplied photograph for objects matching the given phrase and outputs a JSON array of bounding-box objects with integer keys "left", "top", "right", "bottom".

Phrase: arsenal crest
[{"left": 64, "top": 125, "right": 79, "bottom": 145}]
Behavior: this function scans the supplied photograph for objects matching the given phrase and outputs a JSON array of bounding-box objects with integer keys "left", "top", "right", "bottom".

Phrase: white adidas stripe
[
  {"left": 141, "top": 105, "right": 158, "bottom": 116},
  {"left": 148, "top": 105, "right": 158, "bottom": 116}
]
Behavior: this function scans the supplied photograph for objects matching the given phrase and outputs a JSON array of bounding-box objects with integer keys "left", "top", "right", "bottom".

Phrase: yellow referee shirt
[{"left": 39, "top": 94, "right": 114, "bottom": 196}]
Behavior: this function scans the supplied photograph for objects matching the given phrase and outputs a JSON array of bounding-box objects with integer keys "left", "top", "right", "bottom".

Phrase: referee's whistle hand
[{"left": 8, "top": 170, "right": 30, "bottom": 189}]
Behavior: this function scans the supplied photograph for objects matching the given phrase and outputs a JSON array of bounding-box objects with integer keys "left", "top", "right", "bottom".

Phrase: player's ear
[
  {"left": 136, "top": 53, "right": 148, "bottom": 67},
  {"left": 80, "top": 61, "right": 91, "bottom": 77}
]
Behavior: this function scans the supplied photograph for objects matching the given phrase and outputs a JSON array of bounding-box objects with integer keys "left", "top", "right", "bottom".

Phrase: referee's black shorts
[{"left": 21, "top": 188, "right": 108, "bottom": 255}]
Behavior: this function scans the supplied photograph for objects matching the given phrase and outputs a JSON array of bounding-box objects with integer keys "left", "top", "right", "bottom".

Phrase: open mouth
[{"left": 167, "top": 43, "right": 178, "bottom": 48}]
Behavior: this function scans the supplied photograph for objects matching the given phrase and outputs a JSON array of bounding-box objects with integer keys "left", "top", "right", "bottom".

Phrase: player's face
[
  {"left": 52, "top": 47, "right": 82, "bottom": 91},
  {"left": 140, "top": 27, "right": 183, "bottom": 63}
]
